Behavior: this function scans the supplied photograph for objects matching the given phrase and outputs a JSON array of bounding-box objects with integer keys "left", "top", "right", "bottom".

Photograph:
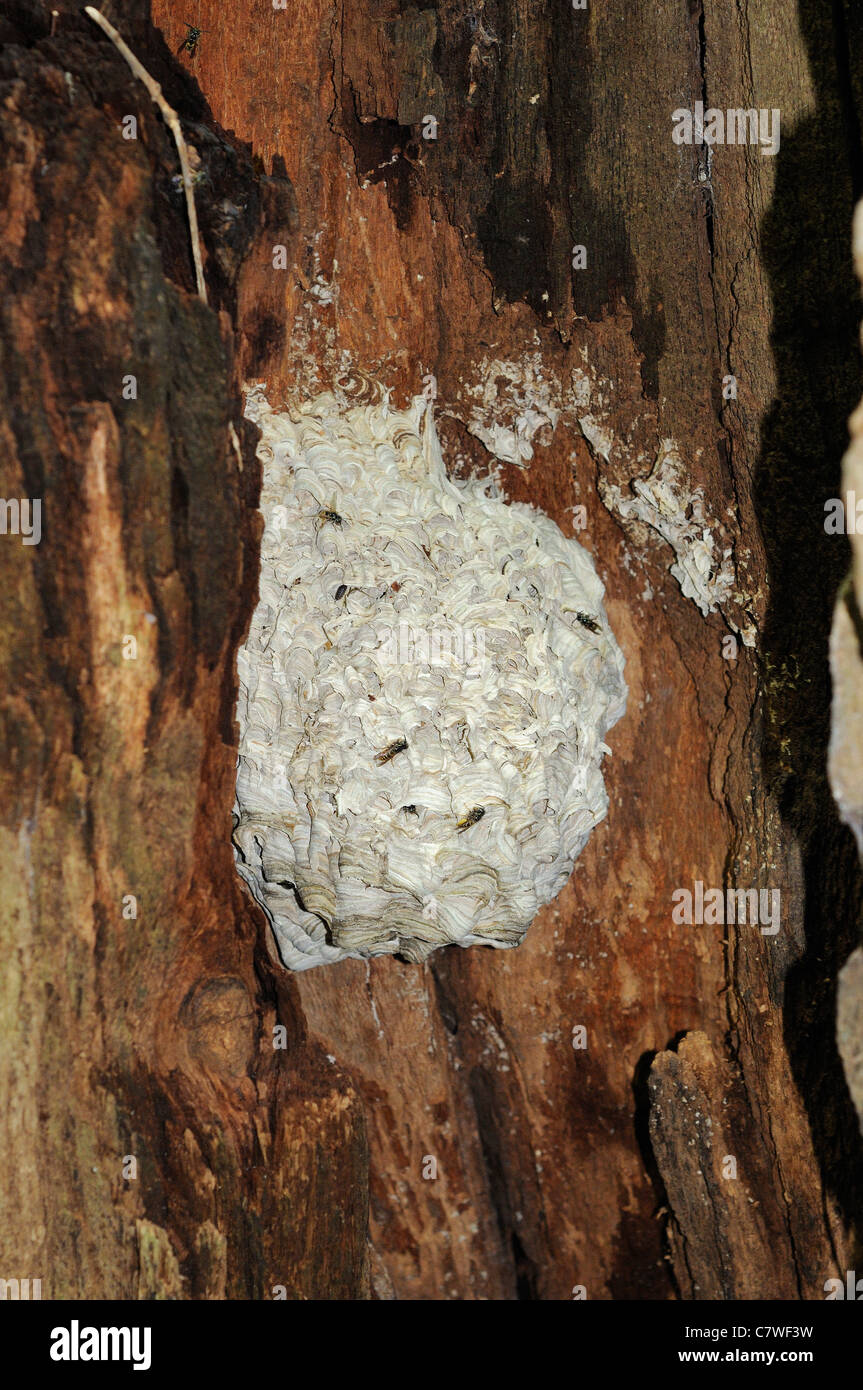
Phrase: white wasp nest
[{"left": 234, "top": 386, "right": 627, "bottom": 970}]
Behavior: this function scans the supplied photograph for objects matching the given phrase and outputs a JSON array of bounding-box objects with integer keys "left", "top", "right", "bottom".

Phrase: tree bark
[{"left": 1, "top": 0, "right": 862, "bottom": 1300}]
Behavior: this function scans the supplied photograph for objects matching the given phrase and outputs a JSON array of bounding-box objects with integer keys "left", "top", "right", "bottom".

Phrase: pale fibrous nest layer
[{"left": 234, "top": 386, "right": 627, "bottom": 970}]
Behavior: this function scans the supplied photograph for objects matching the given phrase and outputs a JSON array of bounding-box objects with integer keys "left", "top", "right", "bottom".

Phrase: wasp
[
  {"left": 576, "top": 612, "right": 601, "bottom": 634},
  {"left": 177, "top": 23, "right": 207, "bottom": 59},
  {"left": 375, "top": 737, "right": 408, "bottom": 765},
  {"left": 317, "top": 509, "right": 344, "bottom": 528},
  {"left": 401, "top": 804, "right": 419, "bottom": 816},
  {"left": 456, "top": 806, "right": 485, "bottom": 833},
  {"left": 170, "top": 169, "right": 209, "bottom": 195}
]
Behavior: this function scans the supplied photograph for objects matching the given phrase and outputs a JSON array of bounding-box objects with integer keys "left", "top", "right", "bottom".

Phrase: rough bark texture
[
  {"left": 1, "top": 0, "right": 862, "bottom": 1300},
  {"left": 0, "top": 0, "right": 365, "bottom": 1300}
]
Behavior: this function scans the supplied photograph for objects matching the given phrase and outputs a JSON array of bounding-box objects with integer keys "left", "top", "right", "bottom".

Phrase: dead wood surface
[{"left": 1, "top": 0, "right": 862, "bottom": 1299}]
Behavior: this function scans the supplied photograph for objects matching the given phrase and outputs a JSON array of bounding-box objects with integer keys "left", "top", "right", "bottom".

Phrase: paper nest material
[{"left": 233, "top": 386, "right": 627, "bottom": 970}]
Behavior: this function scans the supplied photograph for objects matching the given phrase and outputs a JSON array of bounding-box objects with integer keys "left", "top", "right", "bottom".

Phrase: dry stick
[{"left": 84, "top": 6, "right": 208, "bottom": 304}]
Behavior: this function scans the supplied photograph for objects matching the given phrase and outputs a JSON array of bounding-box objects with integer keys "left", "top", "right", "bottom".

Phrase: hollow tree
[{"left": 1, "top": 0, "right": 862, "bottom": 1300}]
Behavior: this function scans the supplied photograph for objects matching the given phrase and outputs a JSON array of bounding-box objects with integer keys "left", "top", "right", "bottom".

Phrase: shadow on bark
[{"left": 754, "top": 0, "right": 863, "bottom": 1260}]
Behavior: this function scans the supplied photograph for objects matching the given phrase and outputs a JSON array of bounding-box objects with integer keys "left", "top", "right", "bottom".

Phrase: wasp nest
[{"left": 234, "top": 387, "right": 627, "bottom": 970}]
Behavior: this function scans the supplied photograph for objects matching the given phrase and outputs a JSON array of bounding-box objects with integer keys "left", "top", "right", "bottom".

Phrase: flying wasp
[
  {"left": 316, "top": 509, "right": 344, "bottom": 528},
  {"left": 456, "top": 806, "right": 485, "bottom": 833},
  {"left": 375, "top": 737, "right": 408, "bottom": 765},
  {"left": 576, "top": 612, "right": 601, "bottom": 634},
  {"left": 177, "top": 23, "right": 208, "bottom": 59}
]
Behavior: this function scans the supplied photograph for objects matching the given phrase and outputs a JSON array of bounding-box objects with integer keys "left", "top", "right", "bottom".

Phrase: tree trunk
[{"left": 1, "top": 0, "right": 862, "bottom": 1300}]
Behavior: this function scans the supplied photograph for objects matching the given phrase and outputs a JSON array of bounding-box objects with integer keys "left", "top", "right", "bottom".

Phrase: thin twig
[{"left": 84, "top": 6, "right": 208, "bottom": 304}]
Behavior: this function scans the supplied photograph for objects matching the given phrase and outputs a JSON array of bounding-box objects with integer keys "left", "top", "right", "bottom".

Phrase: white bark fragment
[
  {"left": 460, "top": 354, "right": 563, "bottom": 466},
  {"left": 601, "top": 439, "right": 736, "bottom": 620}
]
